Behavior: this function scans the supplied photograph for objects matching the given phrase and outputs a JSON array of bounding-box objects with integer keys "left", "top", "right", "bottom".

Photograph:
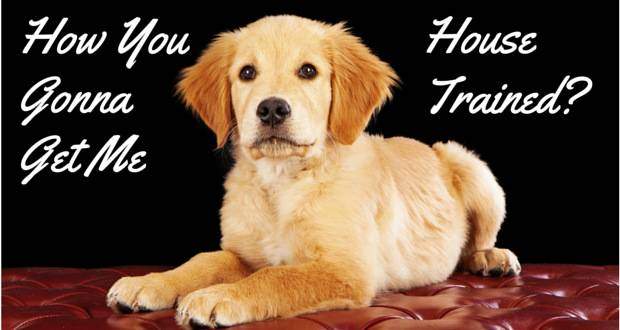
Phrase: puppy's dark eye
[
  {"left": 239, "top": 65, "right": 256, "bottom": 81},
  {"left": 298, "top": 63, "right": 317, "bottom": 79}
]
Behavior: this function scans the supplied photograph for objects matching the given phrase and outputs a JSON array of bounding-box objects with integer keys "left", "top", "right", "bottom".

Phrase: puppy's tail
[{"left": 432, "top": 141, "right": 506, "bottom": 255}]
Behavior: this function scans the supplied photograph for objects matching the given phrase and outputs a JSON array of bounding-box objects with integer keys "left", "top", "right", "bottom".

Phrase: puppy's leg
[
  {"left": 175, "top": 260, "right": 372, "bottom": 328},
  {"left": 434, "top": 141, "right": 521, "bottom": 277},
  {"left": 459, "top": 204, "right": 521, "bottom": 277},
  {"left": 107, "top": 250, "right": 251, "bottom": 313}
]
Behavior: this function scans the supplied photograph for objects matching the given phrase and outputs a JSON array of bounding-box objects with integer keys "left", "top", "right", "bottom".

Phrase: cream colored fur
[{"left": 107, "top": 15, "right": 520, "bottom": 328}]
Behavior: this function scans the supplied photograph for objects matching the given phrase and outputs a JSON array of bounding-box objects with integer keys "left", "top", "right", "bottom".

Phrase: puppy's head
[{"left": 179, "top": 15, "right": 398, "bottom": 160}]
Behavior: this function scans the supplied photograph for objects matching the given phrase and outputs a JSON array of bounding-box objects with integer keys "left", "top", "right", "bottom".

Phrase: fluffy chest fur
[
  {"left": 219, "top": 154, "right": 330, "bottom": 270},
  {"left": 220, "top": 136, "right": 469, "bottom": 290}
]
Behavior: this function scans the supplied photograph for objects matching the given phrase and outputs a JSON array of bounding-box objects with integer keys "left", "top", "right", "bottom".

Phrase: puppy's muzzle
[{"left": 257, "top": 97, "right": 291, "bottom": 127}]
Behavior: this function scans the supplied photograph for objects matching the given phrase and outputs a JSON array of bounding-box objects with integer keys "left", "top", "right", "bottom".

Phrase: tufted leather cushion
[{"left": 3, "top": 264, "right": 618, "bottom": 329}]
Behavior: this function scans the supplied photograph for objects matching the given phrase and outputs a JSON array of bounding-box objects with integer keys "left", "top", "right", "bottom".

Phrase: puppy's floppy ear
[
  {"left": 178, "top": 32, "right": 236, "bottom": 148},
  {"left": 327, "top": 23, "right": 399, "bottom": 145}
]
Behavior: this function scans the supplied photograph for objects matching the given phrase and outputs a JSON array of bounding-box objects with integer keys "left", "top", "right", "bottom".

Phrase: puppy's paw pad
[
  {"left": 138, "top": 305, "right": 154, "bottom": 313},
  {"left": 488, "top": 267, "right": 504, "bottom": 277},
  {"left": 116, "top": 302, "right": 134, "bottom": 314},
  {"left": 189, "top": 318, "right": 210, "bottom": 329}
]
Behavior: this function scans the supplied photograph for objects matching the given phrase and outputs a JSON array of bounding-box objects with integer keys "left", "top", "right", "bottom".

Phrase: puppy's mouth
[{"left": 249, "top": 136, "right": 315, "bottom": 159}]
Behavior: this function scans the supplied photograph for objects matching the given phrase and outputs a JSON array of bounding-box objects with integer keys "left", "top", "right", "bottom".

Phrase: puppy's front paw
[
  {"left": 176, "top": 284, "right": 252, "bottom": 329},
  {"left": 463, "top": 248, "right": 521, "bottom": 277},
  {"left": 107, "top": 273, "right": 179, "bottom": 313}
]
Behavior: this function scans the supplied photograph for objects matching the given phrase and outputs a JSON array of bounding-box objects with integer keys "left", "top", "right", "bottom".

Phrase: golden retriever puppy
[{"left": 107, "top": 15, "right": 520, "bottom": 328}]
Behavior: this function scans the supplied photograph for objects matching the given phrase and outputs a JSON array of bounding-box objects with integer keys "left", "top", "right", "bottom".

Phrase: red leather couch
[{"left": 3, "top": 264, "right": 618, "bottom": 329}]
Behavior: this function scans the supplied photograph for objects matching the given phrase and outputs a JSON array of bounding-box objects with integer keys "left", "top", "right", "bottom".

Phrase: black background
[{"left": 2, "top": 1, "right": 618, "bottom": 267}]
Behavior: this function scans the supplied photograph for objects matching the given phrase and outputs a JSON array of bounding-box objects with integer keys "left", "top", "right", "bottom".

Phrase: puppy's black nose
[{"left": 256, "top": 97, "right": 291, "bottom": 126}]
